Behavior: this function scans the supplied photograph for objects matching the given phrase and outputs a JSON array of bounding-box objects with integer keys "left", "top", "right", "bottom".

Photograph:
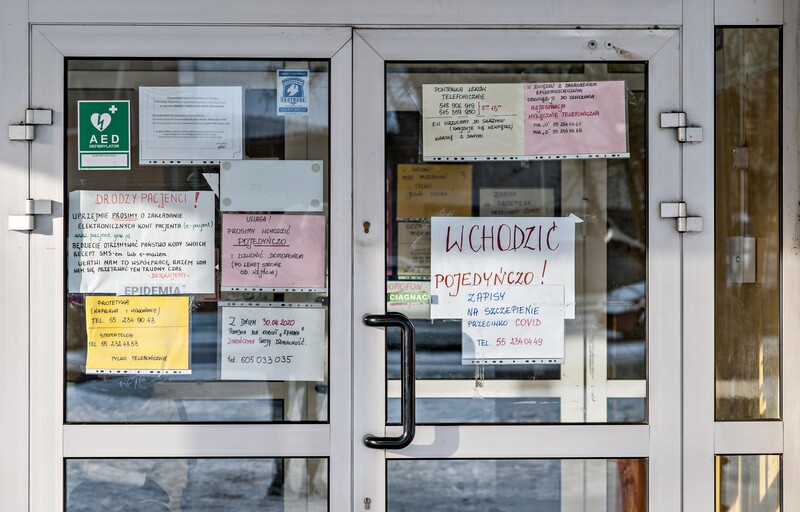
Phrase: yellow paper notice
[
  {"left": 85, "top": 296, "right": 190, "bottom": 374},
  {"left": 396, "top": 164, "right": 473, "bottom": 218}
]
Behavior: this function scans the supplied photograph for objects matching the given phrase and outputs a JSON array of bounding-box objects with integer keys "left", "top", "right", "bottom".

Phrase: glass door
[
  {"left": 353, "top": 29, "right": 683, "bottom": 510},
  {"left": 28, "top": 25, "right": 353, "bottom": 511}
]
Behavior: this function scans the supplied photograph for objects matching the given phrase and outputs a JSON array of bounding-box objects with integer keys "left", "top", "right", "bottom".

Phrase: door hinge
[
  {"left": 660, "top": 112, "right": 703, "bottom": 143},
  {"left": 8, "top": 199, "right": 53, "bottom": 231},
  {"left": 8, "top": 109, "right": 53, "bottom": 141},
  {"left": 660, "top": 202, "right": 702, "bottom": 233}
]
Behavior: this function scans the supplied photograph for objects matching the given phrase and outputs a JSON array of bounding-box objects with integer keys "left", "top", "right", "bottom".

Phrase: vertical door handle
[{"left": 362, "top": 312, "right": 416, "bottom": 450}]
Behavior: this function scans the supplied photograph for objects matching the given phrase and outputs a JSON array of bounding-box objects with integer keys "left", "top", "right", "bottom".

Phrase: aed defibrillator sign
[{"left": 78, "top": 100, "right": 131, "bottom": 170}]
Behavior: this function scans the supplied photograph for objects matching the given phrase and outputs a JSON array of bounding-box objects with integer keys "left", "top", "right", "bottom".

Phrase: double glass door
[{"left": 29, "top": 26, "right": 684, "bottom": 511}]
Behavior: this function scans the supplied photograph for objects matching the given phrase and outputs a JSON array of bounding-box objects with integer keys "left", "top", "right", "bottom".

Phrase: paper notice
[
  {"left": 221, "top": 213, "right": 326, "bottom": 291},
  {"left": 461, "top": 285, "right": 565, "bottom": 364},
  {"left": 430, "top": 216, "right": 579, "bottom": 319},
  {"left": 139, "top": 86, "right": 243, "bottom": 163},
  {"left": 396, "top": 164, "right": 473, "bottom": 218},
  {"left": 221, "top": 305, "right": 325, "bottom": 381},
  {"left": 85, "top": 296, "right": 190, "bottom": 374},
  {"left": 68, "top": 190, "right": 215, "bottom": 294}
]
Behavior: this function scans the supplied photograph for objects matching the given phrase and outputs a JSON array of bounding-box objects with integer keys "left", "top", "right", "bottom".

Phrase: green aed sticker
[
  {"left": 387, "top": 291, "right": 429, "bottom": 304},
  {"left": 78, "top": 100, "right": 131, "bottom": 170}
]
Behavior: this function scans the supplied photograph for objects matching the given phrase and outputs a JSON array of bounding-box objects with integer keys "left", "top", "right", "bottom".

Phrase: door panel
[
  {"left": 353, "top": 29, "right": 682, "bottom": 511},
  {"left": 30, "top": 25, "right": 353, "bottom": 511}
]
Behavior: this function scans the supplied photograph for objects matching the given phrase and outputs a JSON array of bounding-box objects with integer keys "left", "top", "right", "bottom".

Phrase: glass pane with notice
[
  {"left": 65, "top": 59, "right": 331, "bottom": 423},
  {"left": 385, "top": 62, "right": 648, "bottom": 424}
]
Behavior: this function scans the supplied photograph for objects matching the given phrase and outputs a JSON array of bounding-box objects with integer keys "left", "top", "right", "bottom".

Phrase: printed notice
[
  {"left": 387, "top": 280, "right": 430, "bottom": 319},
  {"left": 396, "top": 164, "right": 473, "bottom": 218},
  {"left": 461, "top": 285, "right": 565, "bottom": 364},
  {"left": 422, "top": 81, "right": 628, "bottom": 161},
  {"left": 85, "top": 296, "right": 190, "bottom": 374},
  {"left": 524, "top": 81, "right": 628, "bottom": 158},
  {"left": 479, "top": 188, "right": 555, "bottom": 217},
  {"left": 430, "top": 216, "right": 580, "bottom": 319},
  {"left": 78, "top": 100, "right": 131, "bottom": 170},
  {"left": 221, "top": 305, "right": 325, "bottom": 381},
  {"left": 220, "top": 160, "right": 324, "bottom": 212},
  {"left": 423, "top": 84, "right": 523, "bottom": 161},
  {"left": 221, "top": 214, "right": 326, "bottom": 291},
  {"left": 277, "top": 70, "right": 310, "bottom": 116},
  {"left": 397, "top": 221, "right": 431, "bottom": 277},
  {"left": 68, "top": 191, "right": 215, "bottom": 294},
  {"left": 139, "top": 86, "right": 243, "bottom": 163}
]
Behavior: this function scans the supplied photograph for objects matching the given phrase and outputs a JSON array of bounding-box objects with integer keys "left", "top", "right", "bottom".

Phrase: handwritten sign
[
  {"left": 524, "top": 81, "right": 628, "bottom": 158},
  {"left": 85, "top": 296, "right": 190, "bottom": 374},
  {"left": 397, "top": 221, "right": 431, "bottom": 277},
  {"left": 430, "top": 216, "right": 579, "bottom": 319},
  {"left": 479, "top": 188, "right": 555, "bottom": 217},
  {"left": 221, "top": 214, "right": 326, "bottom": 291},
  {"left": 139, "top": 86, "right": 243, "bottom": 164},
  {"left": 423, "top": 84, "right": 523, "bottom": 161},
  {"left": 220, "top": 305, "right": 325, "bottom": 381},
  {"left": 68, "top": 190, "right": 215, "bottom": 294},
  {"left": 461, "top": 285, "right": 564, "bottom": 364},
  {"left": 396, "top": 164, "right": 473, "bottom": 218},
  {"left": 220, "top": 160, "right": 323, "bottom": 212},
  {"left": 387, "top": 280, "right": 431, "bottom": 319},
  {"left": 422, "top": 81, "right": 628, "bottom": 161}
]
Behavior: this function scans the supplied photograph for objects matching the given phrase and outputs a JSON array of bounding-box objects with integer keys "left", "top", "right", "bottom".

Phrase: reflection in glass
[
  {"left": 65, "top": 60, "right": 331, "bottom": 423},
  {"left": 714, "top": 28, "right": 781, "bottom": 420},
  {"left": 388, "top": 459, "right": 646, "bottom": 511},
  {"left": 385, "top": 62, "right": 648, "bottom": 424},
  {"left": 716, "top": 455, "right": 781, "bottom": 512},
  {"left": 66, "top": 458, "right": 328, "bottom": 511}
]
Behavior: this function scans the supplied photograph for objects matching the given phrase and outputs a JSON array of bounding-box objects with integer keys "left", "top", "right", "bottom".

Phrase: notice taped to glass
[
  {"left": 461, "top": 285, "right": 565, "bottom": 365},
  {"left": 221, "top": 213, "right": 326, "bottom": 291},
  {"left": 85, "top": 295, "right": 190, "bottom": 374},
  {"left": 68, "top": 190, "right": 215, "bottom": 294},
  {"left": 220, "top": 304, "right": 325, "bottom": 381},
  {"left": 429, "top": 215, "right": 581, "bottom": 319},
  {"left": 422, "top": 81, "right": 629, "bottom": 161},
  {"left": 139, "top": 86, "right": 243, "bottom": 164}
]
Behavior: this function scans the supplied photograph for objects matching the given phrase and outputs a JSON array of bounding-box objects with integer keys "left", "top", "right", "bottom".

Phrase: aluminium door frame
[{"left": 1, "top": 0, "right": 796, "bottom": 506}]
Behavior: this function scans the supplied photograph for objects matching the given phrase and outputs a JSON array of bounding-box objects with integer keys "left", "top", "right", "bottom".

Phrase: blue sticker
[{"left": 277, "top": 70, "right": 310, "bottom": 116}]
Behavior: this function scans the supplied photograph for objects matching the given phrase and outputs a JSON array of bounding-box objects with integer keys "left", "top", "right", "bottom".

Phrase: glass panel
[
  {"left": 388, "top": 459, "right": 646, "bottom": 511},
  {"left": 65, "top": 59, "right": 330, "bottom": 423},
  {"left": 385, "top": 62, "right": 648, "bottom": 424},
  {"left": 716, "top": 455, "right": 781, "bottom": 512},
  {"left": 66, "top": 457, "right": 328, "bottom": 511},
  {"left": 714, "top": 28, "right": 781, "bottom": 420}
]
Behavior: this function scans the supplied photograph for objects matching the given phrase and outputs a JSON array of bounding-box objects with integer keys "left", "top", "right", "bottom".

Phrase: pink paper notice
[
  {"left": 524, "top": 81, "right": 628, "bottom": 158},
  {"left": 222, "top": 213, "right": 326, "bottom": 290}
]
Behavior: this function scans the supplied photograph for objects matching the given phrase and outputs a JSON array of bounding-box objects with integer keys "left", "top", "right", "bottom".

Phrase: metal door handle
[{"left": 362, "top": 312, "right": 416, "bottom": 450}]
